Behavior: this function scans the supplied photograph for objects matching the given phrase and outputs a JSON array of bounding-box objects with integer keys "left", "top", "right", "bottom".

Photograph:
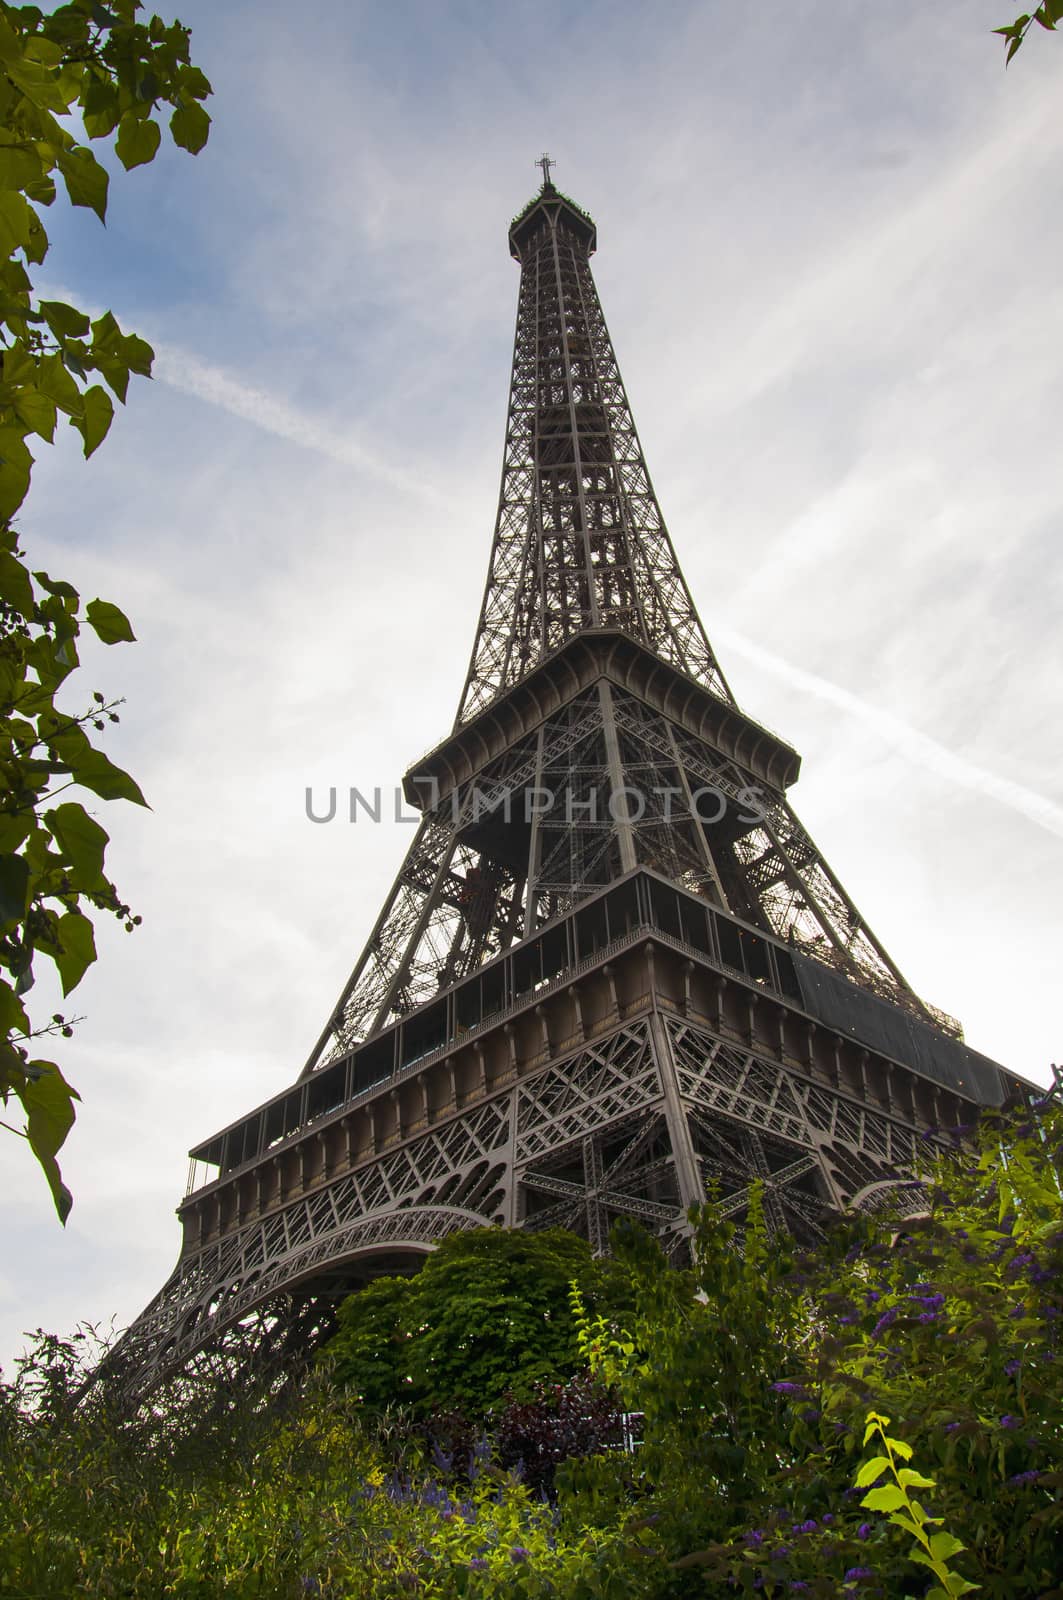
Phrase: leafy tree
[
  {"left": 326, "top": 1227, "right": 631, "bottom": 1416},
  {"left": 0, "top": 0, "right": 211, "bottom": 1219}
]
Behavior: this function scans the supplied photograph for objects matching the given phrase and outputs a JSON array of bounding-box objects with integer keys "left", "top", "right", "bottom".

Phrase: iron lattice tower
[{"left": 113, "top": 177, "right": 1023, "bottom": 1399}]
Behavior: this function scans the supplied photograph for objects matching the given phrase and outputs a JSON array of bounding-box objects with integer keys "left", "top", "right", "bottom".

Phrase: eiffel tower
[{"left": 114, "top": 166, "right": 1022, "bottom": 1398}]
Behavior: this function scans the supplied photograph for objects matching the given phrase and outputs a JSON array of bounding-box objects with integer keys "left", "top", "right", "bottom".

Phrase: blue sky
[{"left": 3, "top": 0, "right": 1061, "bottom": 1371}]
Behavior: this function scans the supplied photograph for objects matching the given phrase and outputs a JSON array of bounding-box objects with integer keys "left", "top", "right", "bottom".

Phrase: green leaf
[
  {"left": 33, "top": 570, "right": 79, "bottom": 601},
  {"left": 170, "top": 101, "right": 210, "bottom": 154},
  {"left": 49, "top": 910, "right": 97, "bottom": 995},
  {"left": 0, "top": 189, "right": 36, "bottom": 256},
  {"left": 20, "top": 1057, "right": 79, "bottom": 1223},
  {"left": 40, "top": 299, "right": 91, "bottom": 338},
  {"left": 0, "top": 548, "right": 34, "bottom": 617},
  {"left": 855, "top": 1455, "right": 892, "bottom": 1487},
  {"left": 116, "top": 114, "right": 162, "bottom": 171},
  {"left": 86, "top": 597, "right": 135, "bottom": 644},
  {"left": 928, "top": 1531, "right": 968, "bottom": 1562},
  {"left": 36, "top": 352, "right": 84, "bottom": 416},
  {"left": 68, "top": 747, "right": 148, "bottom": 807},
  {"left": 13, "top": 386, "right": 56, "bottom": 443},
  {"left": 46, "top": 801, "right": 109, "bottom": 887},
  {"left": 0, "top": 851, "right": 29, "bottom": 925},
  {"left": 56, "top": 146, "right": 109, "bottom": 221},
  {"left": 0, "top": 423, "right": 34, "bottom": 517},
  {"left": 0, "top": 812, "right": 32, "bottom": 854},
  {"left": 73, "top": 384, "right": 113, "bottom": 457},
  {"left": 179, "top": 65, "right": 213, "bottom": 99},
  {"left": 23, "top": 35, "right": 64, "bottom": 69},
  {"left": 860, "top": 1485, "right": 908, "bottom": 1512},
  {"left": 81, "top": 77, "right": 121, "bottom": 140},
  {"left": 120, "top": 332, "right": 153, "bottom": 377},
  {"left": 0, "top": 977, "right": 29, "bottom": 1035},
  {"left": 898, "top": 1467, "right": 938, "bottom": 1489},
  {"left": 0, "top": 144, "right": 45, "bottom": 191}
]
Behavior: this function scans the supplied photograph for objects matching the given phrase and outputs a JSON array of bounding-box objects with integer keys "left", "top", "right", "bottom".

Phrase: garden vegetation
[{"left": 2, "top": 1101, "right": 1061, "bottom": 1597}]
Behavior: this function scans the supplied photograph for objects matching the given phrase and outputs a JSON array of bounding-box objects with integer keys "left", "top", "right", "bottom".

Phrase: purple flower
[
  {"left": 510, "top": 1547, "right": 529, "bottom": 1564},
  {"left": 822, "top": 1513, "right": 835, "bottom": 1525},
  {"left": 918, "top": 1311, "right": 941, "bottom": 1323},
  {"left": 944, "top": 1422, "right": 963, "bottom": 1433},
  {"left": 856, "top": 1523, "right": 871, "bottom": 1540},
  {"left": 772, "top": 1545, "right": 792, "bottom": 1559},
  {"left": 1008, "top": 1469, "right": 1041, "bottom": 1486},
  {"left": 872, "top": 1307, "right": 898, "bottom": 1337},
  {"left": 865, "top": 1290, "right": 881, "bottom": 1303},
  {"left": 771, "top": 1381, "right": 807, "bottom": 1395},
  {"left": 792, "top": 1519, "right": 818, "bottom": 1534},
  {"left": 844, "top": 1568, "right": 875, "bottom": 1583},
  {"left": 789, "top": 1585, "right": 810, "bottom": 1593},
  {"left": 468, "top": 1558, "right": 488, "bottom": 1571},
  {"left": 839, "top": 1315, "right": 859, "bottom": 1326},
  {"left": 1000, "top": 1414, "right": 1020, "bottom": 1429},
  {"left": 1005, "top": 1358, "right": 1022, "bottom": 1376},
  {"left": 910, "top": 1293, "right": 945, "bottom": 1310},
  {"left": 801, "top": 1409, "right": 822, "bottom": 1423}
]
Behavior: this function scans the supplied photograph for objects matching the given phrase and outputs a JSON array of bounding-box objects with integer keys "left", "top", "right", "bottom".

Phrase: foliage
[
  {"left": 0, "top": 0, "right": 211, "bottom": 1219},
  {"left": 0, "top": 1326, "right": 638, "bottom": 1599},
  {"left": 325, "top": 1227, "right": 632, "bottom": 1416},
  {"left": 995, "top": 1, "right": 1063, "bottom": 61},
  {"left": 3, "top": 1104, "right": 1062, "bottom": 1597},
  {"left": 570, "top": 1100, "right": 1063, "bottom": 1598},
  {"left": 855, "top": 1412, "right": 977, "bottom": 1600},
  {"left": 409, "top": 1368, "right": 628, "bottom": 1498}
]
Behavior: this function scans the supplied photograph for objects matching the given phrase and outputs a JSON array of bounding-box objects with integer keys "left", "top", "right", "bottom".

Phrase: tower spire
[
  {"left": 534, "top": 151, "right": 555, "bottom": 187},
  {"left": 457, "top": 182, "right": 733, "bottom": 726}
]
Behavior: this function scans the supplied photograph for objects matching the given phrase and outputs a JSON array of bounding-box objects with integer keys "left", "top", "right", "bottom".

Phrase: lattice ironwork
[
  {"left": 107, "top": 176, "right": 1015, "bottom": 1406},
  {"left": 457, "top": 184, "right": 733, "bottom": 723}
]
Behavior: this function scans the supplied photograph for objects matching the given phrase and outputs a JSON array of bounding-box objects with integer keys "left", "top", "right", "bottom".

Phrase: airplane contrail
[
  {"left": 714, "top": 626, "right": 1063, "bottom": 842},
  {"left": 153, "top": 342, "right": 448, "bottom": 507}
]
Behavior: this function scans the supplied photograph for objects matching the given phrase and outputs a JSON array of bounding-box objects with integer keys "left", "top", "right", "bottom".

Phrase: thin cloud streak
[
  {"left": 153, "top": 342, "right": 448, "bottom": 506},
  {"left": 36, "top": 274, "right": 448, "bottom": 508},
  {"left": 715, "top": 626, "right": 1063, "bottom": 841}
]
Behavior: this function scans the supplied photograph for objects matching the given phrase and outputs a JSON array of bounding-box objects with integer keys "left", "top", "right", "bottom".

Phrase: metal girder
[{"left": 521, "top": 1168, "right": 676, "bottom": 1224}]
